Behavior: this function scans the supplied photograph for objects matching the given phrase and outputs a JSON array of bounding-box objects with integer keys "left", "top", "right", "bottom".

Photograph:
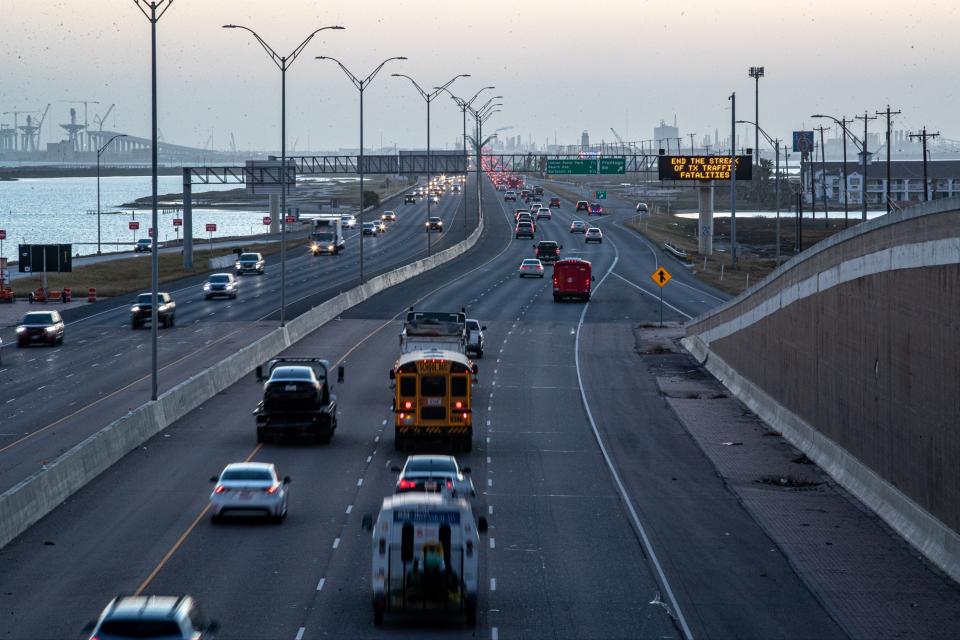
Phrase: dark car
[
  {"left": 134, "top": 238, "right": 152, "bottom": 253},
  {"left": 404, "top": 193, "right": 417, "bottom": 204},
  {"left": 262, "top": 366, "right": 324, "bottom": 413},
  {"left": 16, "top": 310, "right": 64, "bottom": 347},
  {"left": 515, "top": 221, "right": 535, "bottom": 239},
  {"left": 570, "top": 220, "right": 587, "bottom": 233},
  {"left": 575, "top": 200, "right": 589, "bottom": 212},
  {"left": 549, "top": 197, "right": 561, "bottom": 208},
  {"left": 362, "top": 222, "right": 378, "bottom": 236},
  {"left": 534, "top": 240, "right": 562, "bottom": 262},
  {"left": 131, "top": 292, "right": 176, "bottom": 329},
  {"left": 426, "top": 216, "right": 444, "bottom": 232},
  {"left": 589, "top": 202, "right": 604, "bottom": 215}
]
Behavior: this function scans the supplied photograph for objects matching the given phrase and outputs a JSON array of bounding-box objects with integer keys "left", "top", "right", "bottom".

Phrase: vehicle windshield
[
  {"left": 522, "top": 259, "right": 540, "bottom": 266},
  {"left": 221, "top": 468, "right": 273, "bottom": 482},
  {"left": 405, "top": 457, "right": 457, "bottom": 474},
  {"left": 270, "top": 366, "right": 314, "bottom": 380},
  {"left": 98, "top": 618, "right": 183, "bottom": 638},
  {"left": 209, "top": 275, "right": 230, "bottom": 284},
  {"left": 539, "top": 242, "right": 558, "bottom": 248},
  {"left": 23, "top": 313, "right": 54, "bottom": 324},
  {"left": 429, "top": 217, "right": 441, "bottom": 222},
  {"left": 239, "top": 253, "right": 259, "bottom": 261},
  {"left": 313, "top": 232, "right": 335, "bottom": 242},
  {"left": 136, "top": 293, "right": 156, "bottom": 305}
]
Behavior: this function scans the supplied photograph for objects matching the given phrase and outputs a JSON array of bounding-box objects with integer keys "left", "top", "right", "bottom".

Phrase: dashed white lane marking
[
  {"left": 366, "top": 455, "right": 373, "bottom": 463},
  {"left": 490, "top": 578, "right": 497, "bottom": 591},
  {"left": 37, "top": 385, "right": 46, "bottom": 391},
  {"left": 90, "top": 363, "right": 98, "bottom": 367},
  {"left": 345, "top": 504, "right": 353, "bottom": 514},
  {"left": 488, "top": 505, "right": 494, "bottom": 515},
  {"left": 490, "top": 537, "right": 496, "bottom": 549},
  {"left": 295, "top": 627, "right": 305, "bottom": 640},
  {"left": 487, "top": 405, "right": 492, "bottom": 411},
  {"left": 5, "top": 398, "right": 14, "bottom": 404},
  {"left": 492, "top": 627, "right": 499, "bottom": 640},
  {"left": 487, "top": 456, "right": 491, "bottom": 464},
  {"left": 486, "top": 437, "right": 491, "bottom": 444},
  {"left": 382, "top": 419, "right": 387, "bottom": 425},
  {"left": 112, "top": 353, "right": 122, "bottom": 358},
  {"left": 374, "top": 435, "right": 380, "bottom": 443},
  {"left": 332, "top": 537, "right": 340, "bottom": 549},
  {"left": 357, "top": 478, "right": 363, "bottom": 487},
  {"left": 65, "top": 372, "right": 73, "bottom": 378},
  {"left": 486, "top": 420, "right": 491, "bottom": 427},
  {"left": 487, "top": 478, "right": 493, "bottom": 487},
  {"left": 316, "top": 578, "right": 326, "bottom": 592}
]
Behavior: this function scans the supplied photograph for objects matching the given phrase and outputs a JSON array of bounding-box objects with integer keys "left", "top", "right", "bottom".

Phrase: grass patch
[{"left": 9, "top": 239, "right": 306, "bottom": 298}]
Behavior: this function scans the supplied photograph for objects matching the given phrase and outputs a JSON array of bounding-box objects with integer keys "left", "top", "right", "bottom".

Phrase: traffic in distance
[{"left": 61, "top": 170, "right": 612, "bottom": 636}]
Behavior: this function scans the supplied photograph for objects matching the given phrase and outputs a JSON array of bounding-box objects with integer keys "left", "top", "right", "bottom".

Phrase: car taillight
[
  {"left": 404, "top": 401, "right": 413, "bottom": 410},
  {"left": 585, "top": 278, "right": 591, "bottom": 287},
  {"left": 265, "top": 485, "right": 279, "bottom": 494},
  {"left": 455, "top": 401, "right": 463, "bottom": 409},
  {"left": 462, "top": 412, "right": 468, "bottom": 420},
  {"left": 398, "top": 479, "right": 417, "bottom": 490},
  {"left": 214, "top": 485, "right": 227, "bottom": 494},
  {"left": 446, "top": 480, "right": 453, "bottom": 489}
]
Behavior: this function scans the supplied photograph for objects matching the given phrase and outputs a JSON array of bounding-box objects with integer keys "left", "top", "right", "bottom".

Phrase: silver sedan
[{"left": 210, "top": 462, "right": 290, "bottom": 523}]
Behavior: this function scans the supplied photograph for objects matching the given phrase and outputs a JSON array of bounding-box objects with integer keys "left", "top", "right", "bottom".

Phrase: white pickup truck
[{"left": 465, "top": 319, "right": 485, "bottom": 359}]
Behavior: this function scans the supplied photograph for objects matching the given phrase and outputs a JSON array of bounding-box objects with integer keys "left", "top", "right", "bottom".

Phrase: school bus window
[
  {"left": 421, "top": 376, "right": 446, "bottom": 396},
  {"left": 451, "top": 375, "right": 468, "bottom": 397},
  {"left": 399, "top": 376, "right": 416, "bottom": 397}
]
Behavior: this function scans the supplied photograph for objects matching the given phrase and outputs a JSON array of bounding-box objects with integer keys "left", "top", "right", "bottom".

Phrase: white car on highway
[
  {"left": 392, "top": 455, "right": 476, "bottom": 500},
  {"left": 210, "top": 462, "right": 290, "bottom": 523},
  {"left": 585, "top": 227, "right": 603, "bottom": 243}
]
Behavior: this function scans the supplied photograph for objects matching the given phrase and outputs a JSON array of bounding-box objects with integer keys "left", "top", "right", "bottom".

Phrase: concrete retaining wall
[
  {"left": 683, "top": 196, "right": 960, "bottom": 583},
  {"left": 0, "top": 195, "right": 485, "bottom": 551}
]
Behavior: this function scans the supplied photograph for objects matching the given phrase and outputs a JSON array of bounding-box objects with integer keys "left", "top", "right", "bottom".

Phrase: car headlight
[
  {"left": 235, "top": 261, "right": 241, "bottom": 268},
  {"left": 310, "top": 243, "right": 319, "bottom": 251},
  {"left": 203, "top": 284, "right": 211, "bottom": 290},
  {"left": 130, "top": 306, "right": 140, "bottom": 312},
  {"left": 327, "top": 245, "right": 335, "bottom": 251},
  {"left": 45, "top": 326, "right": 57, "bottom": 333},
  {"left": 16, "top": 326, "right": 26, "bottom": 333}
]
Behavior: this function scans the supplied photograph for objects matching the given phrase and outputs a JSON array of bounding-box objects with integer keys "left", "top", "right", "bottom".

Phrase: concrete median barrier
[{"left": 0, "top": 196, "right": 484, "bottom": 550}]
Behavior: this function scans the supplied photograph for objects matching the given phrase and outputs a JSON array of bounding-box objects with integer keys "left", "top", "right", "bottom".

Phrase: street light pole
[
  {"left": 748, "top": 67, "right": 764, "bottom": 168},
  {"left": 132, "top": 0, "right": 174, "bottom": 402},
  {"left": 319, "top": 56, "right": 407, "bottom": 282},
  {"left": 392, "top": 73, "right": 470, "bottom": 256},
  {"left": 729, "top": 91, "right": 737, "bottom": 268},
  {"left": 224, "top": 24, "right": 344, "bottom": 325},
  {"left": 96, "top": 133, "right": 127, "bottom": 255},
  {"left": 812, "top": 114, "right": 862, "bottom": 228}
]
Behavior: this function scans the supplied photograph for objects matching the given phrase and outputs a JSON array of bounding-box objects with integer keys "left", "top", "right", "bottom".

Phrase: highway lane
[
  {"left": 0, "top": 181, "right": 476, "bottom": 495},
  {"left": 0, "top": 175, "right": 849, "bottom": 639}
]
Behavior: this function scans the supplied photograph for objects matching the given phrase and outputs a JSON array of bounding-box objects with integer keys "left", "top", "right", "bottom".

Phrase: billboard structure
[{"left": 657, "top": 155, "right": 752, "bottom": 181}]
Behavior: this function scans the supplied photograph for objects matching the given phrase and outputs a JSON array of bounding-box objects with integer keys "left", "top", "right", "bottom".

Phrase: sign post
[
  {"left": 206, "top": 223, "right": 217, "bottom": 254},
  {"left": 173, "top": 217, "right": 182, "bottom": 243},
  {"left": 650, "top": 266, "right": 673, "bottom": 327}
]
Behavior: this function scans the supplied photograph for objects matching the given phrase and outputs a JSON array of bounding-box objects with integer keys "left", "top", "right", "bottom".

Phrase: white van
[{"left": 364, "top": 493, "right": 488, "bottom": 626}]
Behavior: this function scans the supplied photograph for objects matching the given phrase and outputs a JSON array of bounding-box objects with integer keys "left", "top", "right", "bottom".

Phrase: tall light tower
[{"left": 748, "top": 66, "right": 764, "bottom": 168}]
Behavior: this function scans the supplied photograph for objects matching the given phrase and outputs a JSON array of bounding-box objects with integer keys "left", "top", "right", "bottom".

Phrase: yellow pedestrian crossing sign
[{"left": 651, "top": 266, "right": 672, "bottom": 287}]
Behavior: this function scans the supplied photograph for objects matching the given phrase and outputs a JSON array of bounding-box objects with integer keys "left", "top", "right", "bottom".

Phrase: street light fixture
[
  {"left": 223, "top": 23, "right": 344, "bottom": 326},
  {"left": 131, "top": 0, "right": 174, "bottom": 402},
  {"left": 737, "top": 119, "right": 783, "bottom": 264},
  {"left": 96, "top": 133, "right": 126, "bottom": 255},
  {"left": 318, "top": 55, "right": 407, "bottom": 282},
  {"left": 392, "top": 73, "right": 470, "bottom": 256},
  {"left": 435, "top": 85, "right": 494, "bottom": 239},
  {"left": 748, "top": 66, "right": 764, "bottom": 168},
  {"left": 812, "top": 114, "right": 863, "bottom": 227}
]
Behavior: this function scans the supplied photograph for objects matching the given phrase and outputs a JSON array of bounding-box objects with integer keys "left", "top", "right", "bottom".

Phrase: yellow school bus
[{"left": 391, "top": 348, "right": 477, "bottom": 452}]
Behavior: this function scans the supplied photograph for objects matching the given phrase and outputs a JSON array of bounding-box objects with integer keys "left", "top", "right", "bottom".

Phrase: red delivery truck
[{"left": 552, "top": 258, "right": 595, "bottom": 302}]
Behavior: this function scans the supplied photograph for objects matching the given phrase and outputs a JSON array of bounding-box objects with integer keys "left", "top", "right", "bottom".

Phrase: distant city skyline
[{"left": 1, "top": 1, "right": 957, "bottom": 153}]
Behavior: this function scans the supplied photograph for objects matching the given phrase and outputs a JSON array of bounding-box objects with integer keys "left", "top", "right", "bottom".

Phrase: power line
[
  {"left": 875, "top": 104, "right": 901, "bottom": 213},
  {"left": 908, "top": 127, "right": 940, "bottom": 202}
]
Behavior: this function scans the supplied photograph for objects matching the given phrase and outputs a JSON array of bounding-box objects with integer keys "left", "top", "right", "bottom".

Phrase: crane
[
  {"left": 29, "top": 103, "right": 52, "bottom": 149},
  {"left": 229, "top": 132, "right": 237, "bottom": 153},
  {"left": 610, "top": 127, "right": 630, "bottom": 154},
  {"left": 94, "top": 104, "right": 116, "bottom": 131}
]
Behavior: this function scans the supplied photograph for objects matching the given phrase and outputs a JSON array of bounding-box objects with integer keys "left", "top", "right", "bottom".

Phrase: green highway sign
[
  {"left": 599, "top": 158, "right": 626, "bottom": 174},
  {"left": 545, "top": 158, "right": 596, "bottom": 174},
  {"left": 595, "top": 191, "right": 607, "bottom": 200}
]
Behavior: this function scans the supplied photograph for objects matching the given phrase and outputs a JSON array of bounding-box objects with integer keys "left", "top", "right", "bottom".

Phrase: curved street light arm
[
  {"left": 317, "top": 56, "right": 362, "bottom": 90},
  {"left": 133, "top": 0, "right": 174, "bottom": 21},
  {"left": 98, "top": 133, "right": 127, "bottom": 156},
  {"left": 812, "top": 113, "right": 864, "bottom": 151},
  {"left": 365, "top": 57, "right": 407, "bottom": 87},
  {"left": 467, "top": 86, "right": 495, "bottom": 108},
  {"left": 223, "top": 24, "right": 283, "bottom": 70},
  {"left": 392, "top": 73, "right": 429, "bottom": 100}
]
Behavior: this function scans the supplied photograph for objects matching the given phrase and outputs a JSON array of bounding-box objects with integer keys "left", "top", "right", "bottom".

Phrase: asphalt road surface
[
  {"left": 0, "top": 180, "right": 477, "bottom": 496},
  {"left": 0, "top": 177, "right": 854, "bottom": 639}
]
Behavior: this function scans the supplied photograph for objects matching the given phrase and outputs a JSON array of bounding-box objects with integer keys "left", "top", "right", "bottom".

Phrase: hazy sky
[{"left": 2, "top": 0, "right": 958, "bottom": 152}]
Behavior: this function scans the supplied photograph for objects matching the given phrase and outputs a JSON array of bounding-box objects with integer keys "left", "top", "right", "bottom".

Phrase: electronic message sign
[{"left": 657, "top": 155, "right": 752, "bottom": 181}]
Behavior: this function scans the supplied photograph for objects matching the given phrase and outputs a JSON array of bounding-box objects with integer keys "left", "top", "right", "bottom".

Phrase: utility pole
[
  {"left": 908, "top": 127, "right": 940, "bottom": 201},
  {"left": 814, "top": 125, "right": 829, "bottom": 227},
  {"left": 729, "top": 92, "right": 737, "bottom": 268},
  {"left": 855, "top": 111, "right": 877, "bottom": 220},
  {"left": 839, "top": 116, "right": 852, "bottom": 227},
  {"left": 875, "top": 105, "right": 901, "bottom": 213},
  {"left": 688, "top": 132, "right": 696, "bottom": 154}
]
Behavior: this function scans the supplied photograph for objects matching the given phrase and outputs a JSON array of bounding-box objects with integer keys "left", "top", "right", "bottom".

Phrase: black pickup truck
[{"left": 254, "top": 358, "right": 344, "bottom": 445}]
